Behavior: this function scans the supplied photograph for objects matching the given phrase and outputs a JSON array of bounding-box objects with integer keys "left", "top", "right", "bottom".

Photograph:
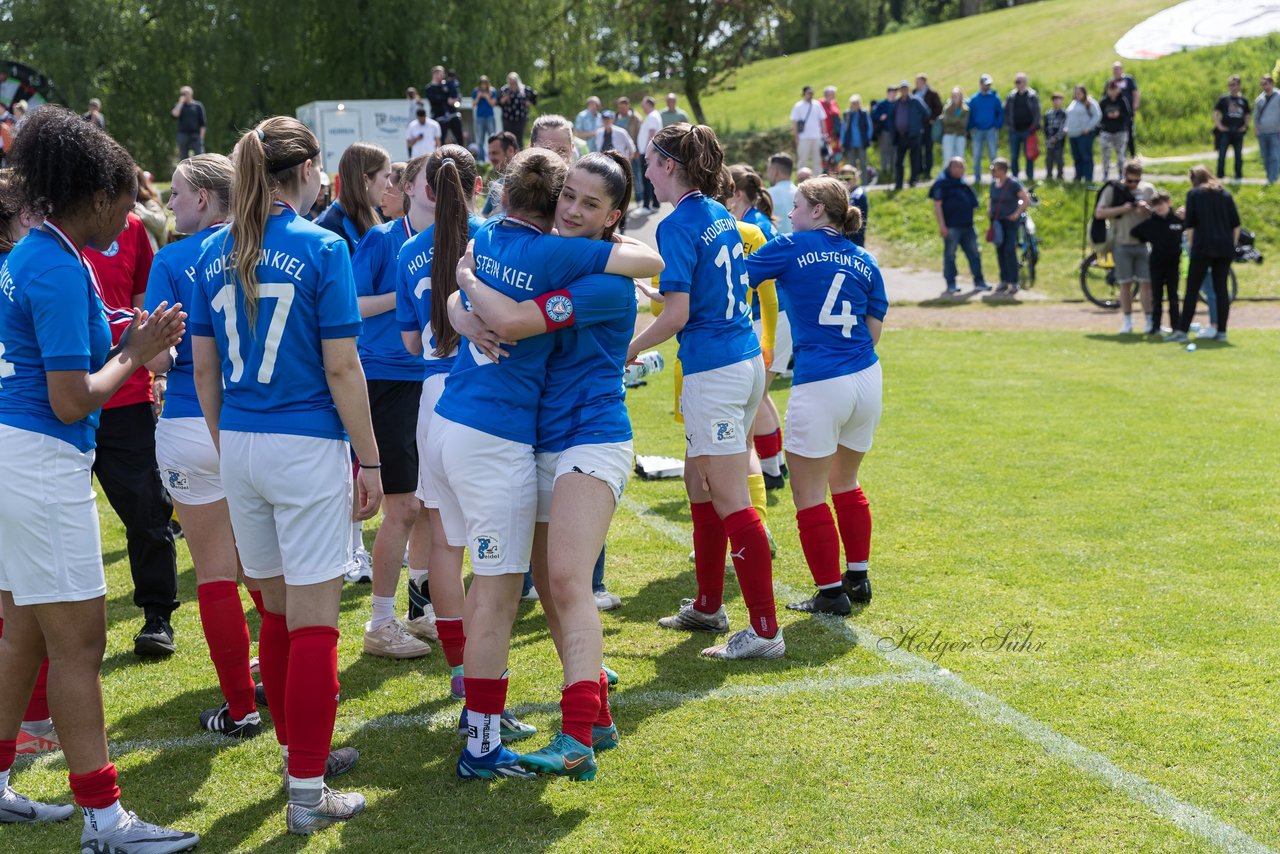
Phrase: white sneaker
[
  {"left": 701, "top": 626, "right": 786, "bottom": 660},
  {"left": 657, "top": 599, "right": 729, "bottom": 633},
  {"left": 404, "top": 602, "right": 438, "bottom": 642},
  {"left": 594, "top": 589, "right": 623, "bottom": 611},
  {"left": 520, "top": 585, "right": 540, "bottom": 602},
  {"left": 1198, "top": 326, "right": 1217, "bottom": 338},
  {"left": 1119, "top": 316, "right": 1133, "bottom": 334},
  {"left": 0, "top": 784, "right": 74, "bottom": 823},
  {"left": 344, "top": 548, "right": 372, "bottom": 583},
  {"left": 79, "top": 809, "right": 199, "bottom": 852},
  {"left": 286, "top": 784, "right": 366, "bottom": 835},
  {"left": 363, "top": 619, "right": 431, "bottom": 659}
]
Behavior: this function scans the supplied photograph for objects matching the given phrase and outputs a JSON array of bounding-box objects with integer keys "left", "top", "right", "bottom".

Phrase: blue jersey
[
  {"left": 537, "top": 273, "right": 636, "bottom": 452},
  {"left": 315, "top": 201, "right": 363, "bottom": 255},
  {"left": 352, "top": 217, "right": 422, "bottom": 381},
  {"left": 434, "top": 217, "right": 612, "bottom": 443},
  {"left": 657, "top": 193, "right": 760, "bottom": 375},
  {"left": 744, "top": 228, "right": 887, "bottom": 385},
  {"left": 744, "top": 207, "right": 777, "bottom": 242},
  {"left": 395, "top": 214, "right": 485, "bottom": 379},
  {"left": 144, "top": 224, "right": 223, "bottom": 419},
  {"left": 0, "top": 231, "right": 113, "bottom": 452},
  {"left": 189, "top": 211, "right": 363, "bottom": 440}
]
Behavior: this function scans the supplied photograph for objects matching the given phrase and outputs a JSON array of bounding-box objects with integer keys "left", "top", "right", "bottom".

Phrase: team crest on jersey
[
  {"left": 712, "top": 420, "right": 736, "bottom": 443},
  {"left": 474, "top": 534, "right": 501, "bottom": 562},
  {"left": 102, "top": 241, "right": 120, "bottom": 258},
  {"left": 166, "top": 469, "right": 189, "bottom": 491},
  {"left": 544, "top": 294, "right": 574, "bottom": 323}
]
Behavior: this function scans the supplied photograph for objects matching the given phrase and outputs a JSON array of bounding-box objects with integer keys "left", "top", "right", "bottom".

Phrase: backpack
[{"left": 1091, "top": 180, "right": 1132, "bottom": 247}]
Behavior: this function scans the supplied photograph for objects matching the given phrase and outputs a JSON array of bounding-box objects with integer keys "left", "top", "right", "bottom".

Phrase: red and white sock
[
  {"left": 561, "top": 680, "right": 600, "bottom": 747},
  {"left": 796, "top": 504, "right": 843, "bottom": 589},
  {"left": 753, "top": 429, "right": 784, "bottom": 477},
  {"left": 832, "top": 488, "right": 872, "bottom": 571},
  {"left": 463, "top": 676, "right": 507, "bottom": 757},
  {"left": 197, "top": 581, "right": 256, "bottom": 721},
  {"left": 690, "top": 501, "right": 727, "bottom": 613},
  {"left": 257, "top": 609, "right": 291, "bottom": 746},
  {"left": 596, "top": 670, "right": 613, "bottom": 728},
  {"left": 436, "top": 617, "right": 465, "bottom": 668},
  {"left": 723, "top": 507, "right": 778, "bottom": 638},
  {"left": 69, "top": 763, "right": 123, "bottom": 832},
  {"left": 284, "top": 626, "right": 339, "bottom": 781}
]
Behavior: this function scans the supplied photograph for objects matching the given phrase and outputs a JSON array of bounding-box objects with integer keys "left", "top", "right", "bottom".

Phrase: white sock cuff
[{"left": 846, "top": 561, "right": 869, "bottom": 573}]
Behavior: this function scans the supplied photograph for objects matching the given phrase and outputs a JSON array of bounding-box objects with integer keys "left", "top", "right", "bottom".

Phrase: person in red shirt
[
  {"left": 821, "top": 86, "right": 842, "bottom": 173},
  {"left": 85, "top": 212, "right": 181, "bottom": 657}
]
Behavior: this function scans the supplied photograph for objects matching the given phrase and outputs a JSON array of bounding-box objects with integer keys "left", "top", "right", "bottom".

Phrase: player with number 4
[
  {"left": 744, "top": 177, "right": 886, "bottom": 618},
  {"left": 628, "top": 123, "right": 783, "bottom": 661}
]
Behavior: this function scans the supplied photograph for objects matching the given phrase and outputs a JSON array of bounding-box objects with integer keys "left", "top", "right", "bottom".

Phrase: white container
[{"left": 624, "top": 350, "right": 665, "bottom": 387}]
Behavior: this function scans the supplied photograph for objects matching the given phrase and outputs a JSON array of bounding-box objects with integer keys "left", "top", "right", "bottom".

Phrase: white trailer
[{"left": 297, "top": 98, "right": 492, "bottom": 169}]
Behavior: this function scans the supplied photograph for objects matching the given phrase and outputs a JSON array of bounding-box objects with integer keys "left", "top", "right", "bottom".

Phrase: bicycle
[{"left": 1018, "top": 198, "right": 1039, "bottom": 288}]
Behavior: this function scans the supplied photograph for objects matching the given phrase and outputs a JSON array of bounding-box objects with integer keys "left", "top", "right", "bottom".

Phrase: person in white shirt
[
  {"left": 767, "top": 152, "right": 796, "bottom": 235},
  {"left": 637, "top": 96, "right": 663, "bottom": 209},
  {"left": 593, "top": 111, "right": 635, "bottom": 159},
  {"left": 405, "top": 108, "right": 441, "bottom": 159},
  {"left": 791, "top": 86, "right": 824, "bottom": 175}
]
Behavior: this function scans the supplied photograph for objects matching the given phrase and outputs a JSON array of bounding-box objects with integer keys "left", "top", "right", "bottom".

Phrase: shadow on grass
[{"left": 1083, "top": 333, "right": 1168, "bottom": 345}]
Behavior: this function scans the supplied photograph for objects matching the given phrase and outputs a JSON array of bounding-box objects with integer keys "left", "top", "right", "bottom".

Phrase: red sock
[
  {"left": 690, "top": 501, "right": 727, "bottom": 613},
  {"left": 723, "top": 507, "right": 778, "bottom": 638},
  {"left": 595, "top": 670, "right": 613, "bottom": 727},
  {"left": 436, "top": 618, "right": 465, "bottom": 668},
  {"left": 796, "top": 504, "right": 842, "bottom": 588},
  {"left": 285, "top": 626, "right": 340, "bottom": 780},
  {"left": 832, "top": 488, "right": 872, "bottom": 565},
  {"left": 463, "top": 676, "right": 507, "bottom": 715},
  {"left": 560, "top": 680, "right": 599, "bottom": 747},
  {"left": 0, "top": 617, "right": 51, "bottom": 722},
  {"left": 0, "top": 739, "right": 14, "bottom": 774},
  {"left": 753, "top": 429, "right": 782, "bottom": 460},
  {"left": 258, "top": 609, "right": 291, "bottom": 746},
  {"left": 248, "top": 588, "right": 266, "bottom": 617},
  {"left": 197, "top": 581, "right": 256, "bottom": 720},
  {"left": 68, "top": 763, "right": 121, "bottom": 808}
]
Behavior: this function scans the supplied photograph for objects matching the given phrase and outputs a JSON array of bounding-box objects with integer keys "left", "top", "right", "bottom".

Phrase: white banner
[{"left": 1116, "top": 0, "right": 1280, "bottom": 59}]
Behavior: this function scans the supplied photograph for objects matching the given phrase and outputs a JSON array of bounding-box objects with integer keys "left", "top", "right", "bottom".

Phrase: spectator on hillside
[
  {"left": 1213, "top": 75, "right": 1250, "bottom": 180},
  {"left": 1065, "top": 84, "right": 1101, "bottom": 182},
  {"left": 170, "top": 86, "right": 206, "bottom": 159},
  {"left": 891, "top": 80, "right": 929, "bottom": 190},
  {"left": 872, "top": 86, "right": 898, "bottom": 184},
  {"left": 1095, "top": 161, "right": 1155, "bottom": 333},
  {"left": 791, "top": 85, "right": 824, "bottom": 175},
  {"left": 767, "top": 152, "right": 796, "bottom": 234},
  {"left": 406, "top": 106, "right": 441, "bottom": 158},
  {"left": 968, "top": 74, "right": 1002, "bottom": 184},
  {"left": 841, "top": 94, "right": 872, "bottom": 181},
  {"left": 575, "top": 96, "right": 603, "bottom": 150},
  {"left": 987, "top": 158, "right": 1030, "bottom": 294},
  {"left": 1003, "top": 73, "right": 1040, "bottom": 180},
  {"left": 915, "top": 73, "right": 943, "bottom": 178},
  {"left": 472, "top": 76, "right": 498, "bottom": 161},
  {"left": 660, "top": 92, "right": 689, "bottom": 127},
  {"left": 594, "top": 110, "right": 635, "bottom": 159},
  {"left": 482, "top": 131, "right": 519, "bottom": 217},
  {"left": 82, "top": 97, "right": 105, "bottom": 129},
  {"left": 425, "top": 65, "right": 463, "bottom": 145},
  {"left": 940, "top": 87, "right": 969, "bottom": 165},
  {"left": 1042, "top": 92, "right": 1067, "bottom": 181},
  {"left": 821, "top": 85, "right": 842, "bottom": 168},
  {"left": 837, "top": 163, "right": 868, "bottom": 245},
  {"left": 1129, "top": 189, "right": 1183, "bottom": 335},
  {"left": 1098, "top": 79, "right": 1131, "bottom": 180},
  {"left": 1253, "top": 75, "right": 1279, "bottom": 184},
  {"left": 1169, "top": 166, "right": 1240, "bottom": 342},
  {"left": 930, "top": 157, "right": 986, "bottom": 295},
  {"left": 498, "top": 72, "right": 537, "bottom": 146},
  {"left": 637, "top": 96, "right": 662, "bottom": 207},
  {"left": 1109, "top": 60, "right": 1140, "bottom": 157}
]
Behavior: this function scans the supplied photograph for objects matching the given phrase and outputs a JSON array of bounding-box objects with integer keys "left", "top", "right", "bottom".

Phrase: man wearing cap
[
  {"left": 968, "top": 74, "right": 1003, "bottom": 184},
  {"left": 594, "top": 109, "right": 635, "bottom": 158},
  {"left": 871, "top": 86, "right": 897, "bottom": 184},
  {"left": 82, "top": 97, "right": 106, "bottom": 129},
  {"left": 406, "top": 106, "right": 441, "bottom": 158},
  {"left": 891, "top": 80, "right": 929, "bottom": 190}
]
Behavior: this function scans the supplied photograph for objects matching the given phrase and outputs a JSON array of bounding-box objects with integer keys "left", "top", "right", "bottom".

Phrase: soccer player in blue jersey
[
  {"left": 190, "top": 117, "right": 380, "bottom": 835},
  {"left": 450, "top": 151, "right": 639, "bottom": 779},
  {"left": 744, "top": 176, "right": 886, "bottom": 615},
  {"left": 426, "top": 148, "right": 663, "bottom": 779},
  {"left": 144, "top": 154, "right": 267, "bottom": 740},
  {"left": 630, "top": 123, "right": 784, "bottom": 661},
  {"left": 0, "top": 106, "right": 198, "bottom": 852},
  {"left": 315, "top": 142, "right": 391, "bottom": 256}
]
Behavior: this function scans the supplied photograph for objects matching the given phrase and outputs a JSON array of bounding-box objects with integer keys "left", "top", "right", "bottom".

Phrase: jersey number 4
[
  {"left": 713, "top": 243, "right": 750, "bottom": 320},
  {"left": 819, "top": 273, "right": 859, "bottom": 338},
  {"left": 211, "top": 283, "right": 296, "bottom": 383}
]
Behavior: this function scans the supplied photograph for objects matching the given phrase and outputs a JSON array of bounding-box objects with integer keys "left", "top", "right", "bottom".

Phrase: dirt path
[{"left": 884, "top": 299, "right": 1280, "bottom": 330}]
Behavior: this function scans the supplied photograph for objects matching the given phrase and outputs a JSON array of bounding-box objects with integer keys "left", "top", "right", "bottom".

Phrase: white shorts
[
  {"left": 753, "top": 310, "right": 793, "bottom": 376},
  {"left": 219, "top": 431, "right": 355, "bottom": 585},
  {"left": 155, "top": 417, "right": 223, "bottom": 505},
  {"left": 415, "top": 373, "right": 447, "bottom": 508},
  {"left": 535, "top": 441, "right": 633, "bottom": 523},
  {"left": 426, "top": 417, "right": 536, "bottom": 576},
  {"left": 681, "top": 356, "right": 766, "bottom": 457},
  {"left": 784, "top": 362, "right": 883, "bottom": 458},
  {"left": 0, "top": 425, "right": 106, "bottom": 605}
]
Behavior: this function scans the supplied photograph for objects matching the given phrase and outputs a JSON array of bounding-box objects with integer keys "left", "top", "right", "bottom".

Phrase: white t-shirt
[
  {"left": 769, "top": 181, "right": 796, "bottom": 235},
  {"left": 638, "top": 110, "right": 662, "bottom": 154},
  {"left": 406, "top": 118, "right": 441, "bottom": 158},
  {"left": 791, "top": 100, "right": 823, "bottom": 140}
]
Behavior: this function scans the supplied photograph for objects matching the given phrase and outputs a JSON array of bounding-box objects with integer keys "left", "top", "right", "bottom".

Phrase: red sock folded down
[
  {"left": 796, "top": 504, "right": 842, "bottom": 588},
  {"left": 690, "top": 501, "right": 727, "bottom": 613},
  {"left": 257, "top": 610, "right": 292, "bottom": 746},
  {"left": 464, "top": 677, "right": 507, "bottom": 716},
  {"left": 285, "top": 626, "right": 340, "bottom": 780},
  {"left": 753, "top": 429, "right": 783, "bottom": 460},
  {"left": 68, "top": 763, "right": 121, "bottom": 809},
  {"left": 832, "top": 488, "right": 872, "bottom": 565},
  {"left": 561, "top": 680, "right": 600, "bottom": 747},
  {"left": 197, "top": 581, "right": 256, "bottom": 720},
  {"left": 596, "top": 670, "right": 613, "bottom": 727},
  {"left": 723, "top": 507, "right": 778, "bottom": 638},
  {"left": 436, "top": 617, "right": 466, "bottom": 669}
]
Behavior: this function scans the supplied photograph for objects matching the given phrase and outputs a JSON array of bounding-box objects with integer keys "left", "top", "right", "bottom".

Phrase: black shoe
[
  {"left": 255, "top": 683, "right": 268, "bottom": 708},
  {"left": 407, "top": 576, "right": 431, "bottom": 622},
  {"left": 199, "top": 703, "right": 263, "bottom": 739},
  {"left": 762, "top": 471, "right": 786, "bottom": 491},
  {"left": 842, "top": 572, "right": 872, "bottom": 604},
  {"left": 785, "top": 591, "right": 852, "bottom": 616},
  {"left": 134, "top": 614, "right": 176, "bottom": 657}
]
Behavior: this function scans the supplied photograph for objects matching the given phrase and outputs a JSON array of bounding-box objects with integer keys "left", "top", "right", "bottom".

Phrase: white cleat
[
  {"left": 0, "top": 785, "right": 74, "bottom": 824},
  {"left": 701, "top": 626, "right": 786, "bottom": 660},
  {"left": 78, "top": 809, "right": 199, "bottom": 852}
]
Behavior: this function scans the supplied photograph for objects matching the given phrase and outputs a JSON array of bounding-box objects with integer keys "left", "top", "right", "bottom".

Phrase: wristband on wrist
[{"left": 359, "top": 463, "right": 381, "bottom": 469}]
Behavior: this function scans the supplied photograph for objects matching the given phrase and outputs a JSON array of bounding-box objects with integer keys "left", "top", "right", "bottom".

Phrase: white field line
[{"left": 619, "top": 496, "right": 1275, "bottom": 854}]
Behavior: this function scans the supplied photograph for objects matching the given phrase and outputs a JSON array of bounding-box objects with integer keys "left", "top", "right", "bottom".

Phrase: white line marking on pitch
[{"left": 619, "top": 495, "right": 1275, "bottom": 854}]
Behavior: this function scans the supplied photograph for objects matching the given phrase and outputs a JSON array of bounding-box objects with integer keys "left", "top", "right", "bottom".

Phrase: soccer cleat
[
  {"left": 325, "top": 747, "right": 359, "bottom": 779},
  {"left": 16, "top": 721, "right": 60, "bottom": 756},
  {"left": 593, "top": 588, "right": 622, "bottom": 611},
  {"left": 1163, "top": 331, "right": 1189, "bottom": 343},
  {"left": 843, "top": 571, "right": 872, "bottom": 604},
  {"left": 133, "top": 614, "right": 175, "bottom": 657},
  {"left": 519, "top": 732, "right": 597, "bottom": 780},
  {"left": 657, "top": 599, "right": 730, "bottom": 633},
  {"left": 456, "top": 708, "right": 538, "bottom": 742},
  {"left": 286, "top": 785, "right": 366, "bottom": 835},
  {"left": 198, "top": 703, "right": 263, "bottom": 739},
  {"left": 762, "top": 471, "right": 786, "bottom": 491},
  {"left": 591, "top": 723, "right": 620, "bottom": 752},
  {"left": 0, "top": 785, "right": 74, "bottom": 824},
  {"left": 344, "top": 547, "right": 372, "bottom": 583},
  {"left": 405, "top": 578, "right": 438, "bottom": 641},
  {"left": 78, "top": 810, "right": 199, "bottom": 852},
  {"left": 601, "top": 663, "right": 619, "bottom": 686},
  {"left": 786, "top": 590, "right": 853, "bottom": 616},
  {"left": 456, "top": 745, "right": 537, "bottom": 780},
  {"left": 255, "top": 683, "right": 268, "bottom": 708},
  {"left": 449, "top": 665, "right": 465, "bottom": 700},
  {"left": 701, "top": 626, "right": 786, "bottom": 660},
  {"left": 363, "top": 619, "right": 431, "bottom": 659}
]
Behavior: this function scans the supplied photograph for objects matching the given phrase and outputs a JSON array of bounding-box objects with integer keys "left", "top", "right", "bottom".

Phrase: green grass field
[{"left": 6, "top": 330, "right": 1280, "bottom": 852}]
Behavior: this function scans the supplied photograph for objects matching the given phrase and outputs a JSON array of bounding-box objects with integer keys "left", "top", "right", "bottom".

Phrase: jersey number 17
[{"left": 211, "top": 283, "right": 296, "bottom": 383}]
